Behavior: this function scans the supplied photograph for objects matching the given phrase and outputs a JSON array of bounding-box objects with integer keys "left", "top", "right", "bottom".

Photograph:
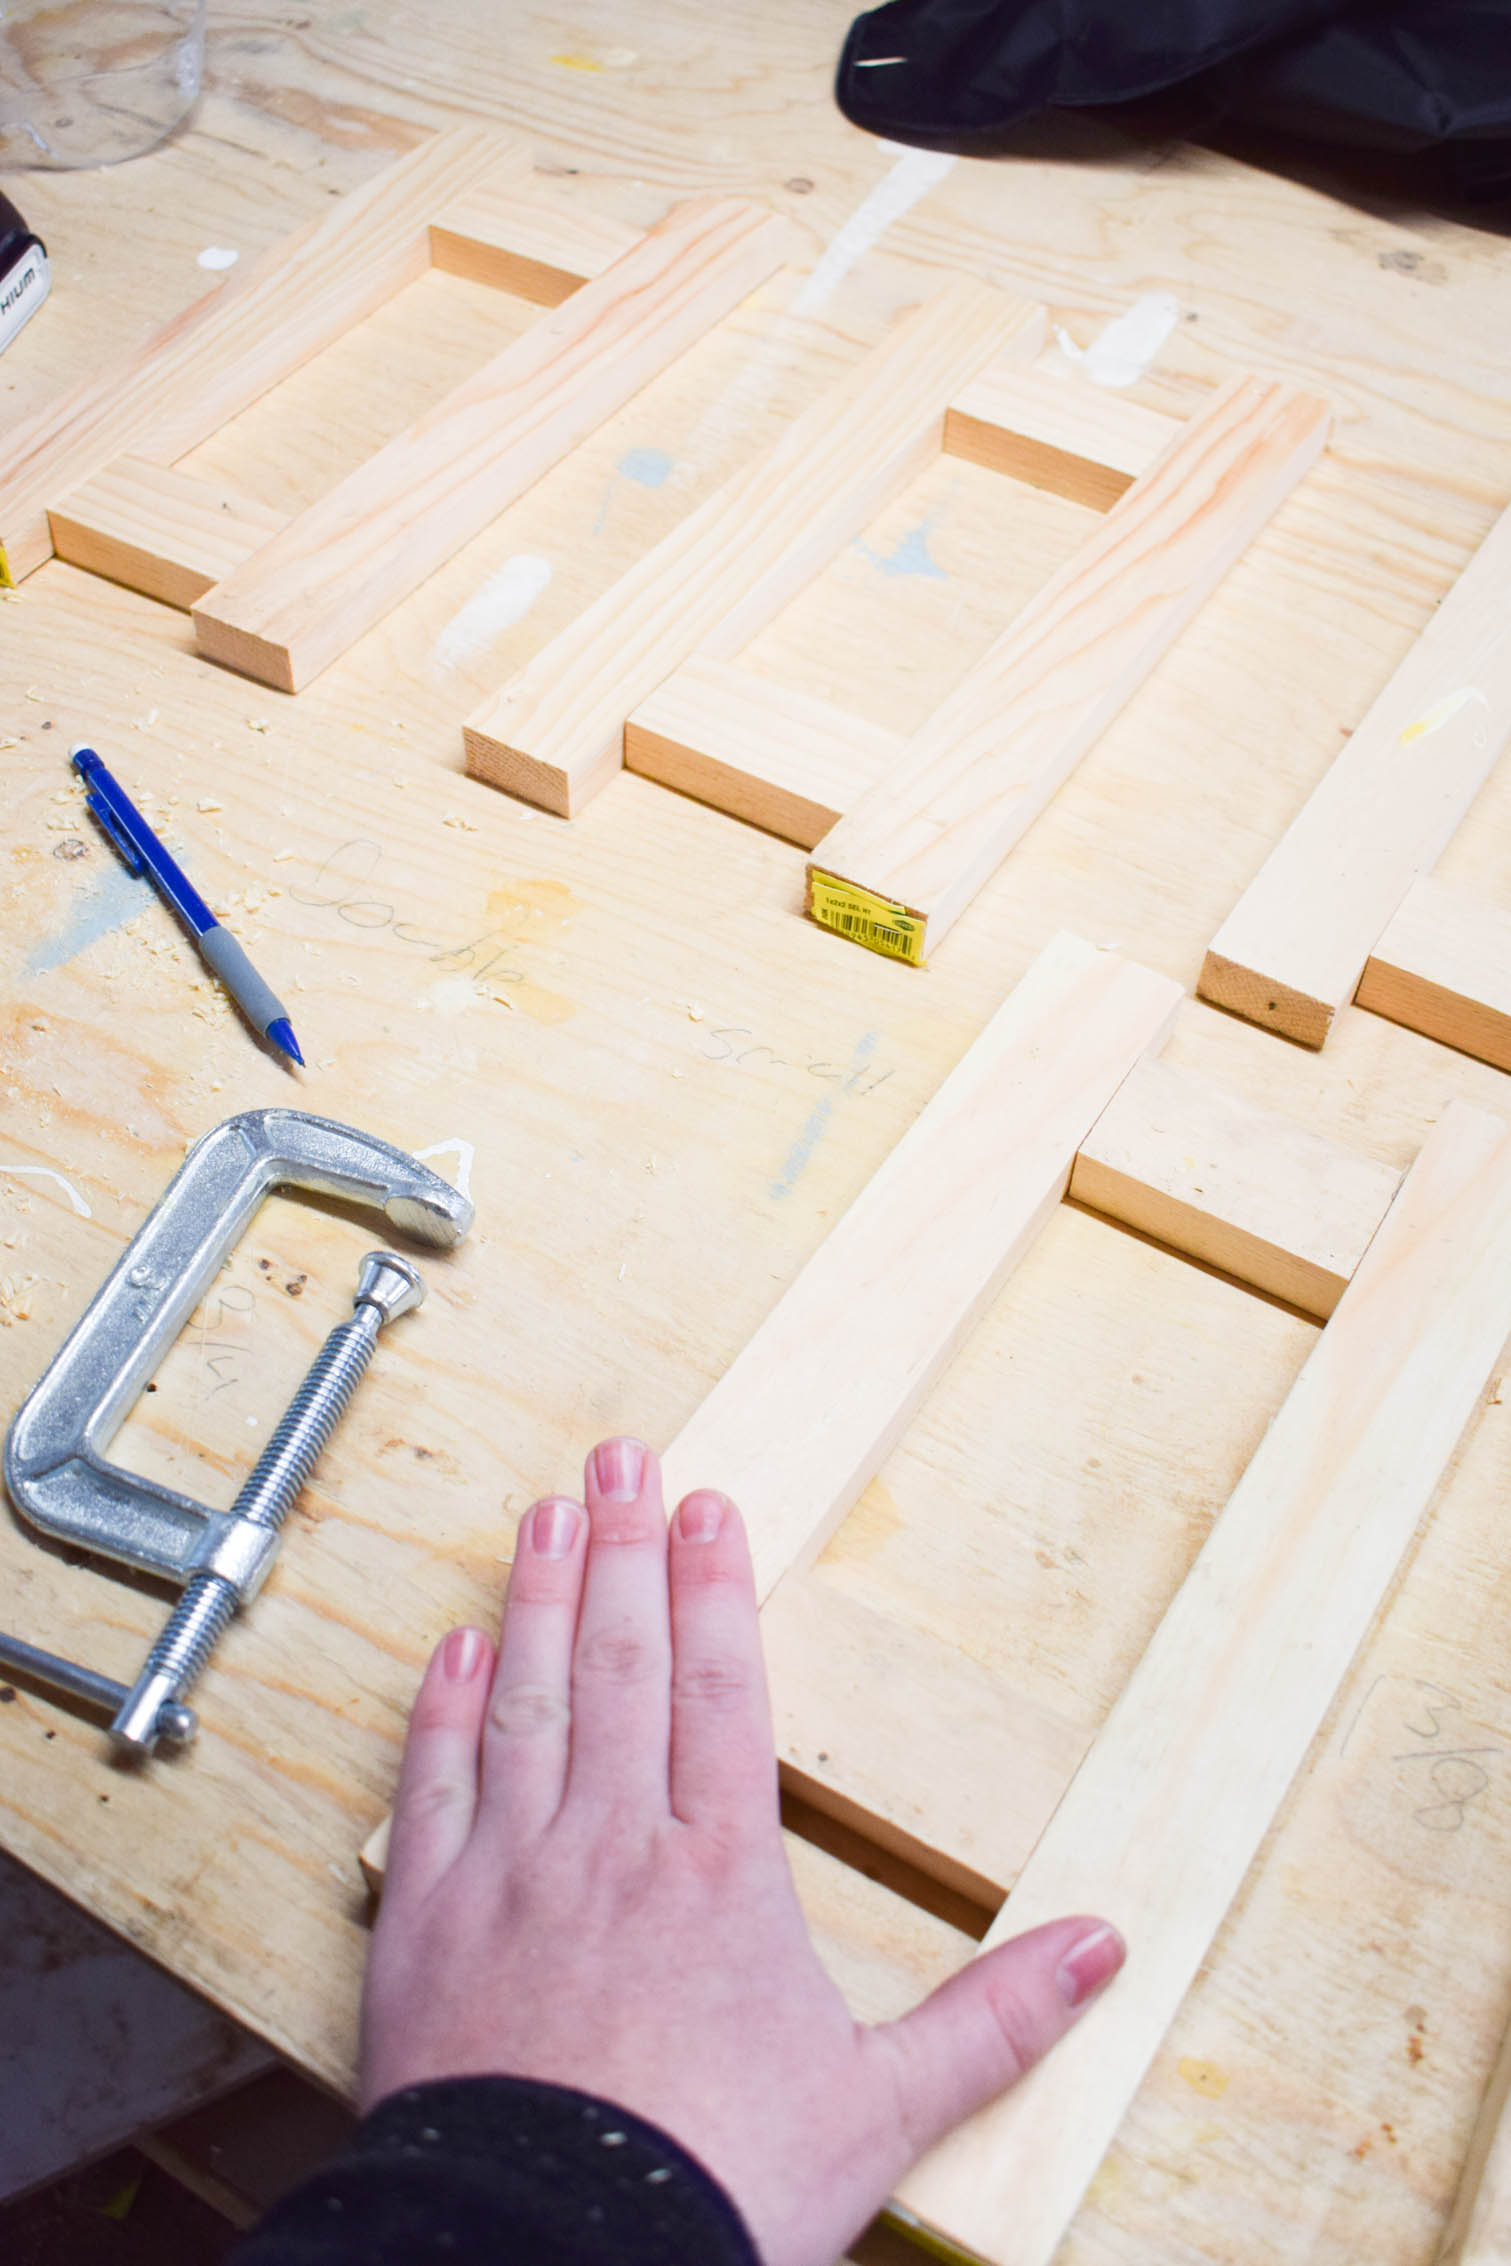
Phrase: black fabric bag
[{"left": 835, "top": 0, "right": 1511, "bottom": 201}]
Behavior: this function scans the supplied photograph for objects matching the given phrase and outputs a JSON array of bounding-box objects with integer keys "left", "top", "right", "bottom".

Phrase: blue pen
[{"left": 72, "top": 746, "right": 304, "bottom": 1068}]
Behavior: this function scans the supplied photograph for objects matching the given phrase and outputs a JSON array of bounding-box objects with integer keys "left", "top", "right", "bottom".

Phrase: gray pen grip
[{"left": 200, "top": 924, "right": 288, "bottom": 1034}]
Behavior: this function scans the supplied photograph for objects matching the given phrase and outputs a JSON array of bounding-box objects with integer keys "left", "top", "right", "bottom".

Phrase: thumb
[{"left": 870, "top": 1916, "right": 1125, "bottom": 2158}]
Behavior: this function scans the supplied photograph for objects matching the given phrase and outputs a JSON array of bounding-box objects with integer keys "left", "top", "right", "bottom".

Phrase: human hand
[{"left": 361, "top": 1438, "right": 1124, "bottom": 2266}]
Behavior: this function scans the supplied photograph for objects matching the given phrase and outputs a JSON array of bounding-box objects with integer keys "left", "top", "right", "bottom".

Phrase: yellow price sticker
[{"left": 807, "top": 870, "right": 925, "bottom": 965}]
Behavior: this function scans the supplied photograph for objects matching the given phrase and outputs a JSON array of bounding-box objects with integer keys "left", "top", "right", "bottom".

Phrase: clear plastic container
[{"left": 0, "top": 1, "right": 205, "bottom": 168}]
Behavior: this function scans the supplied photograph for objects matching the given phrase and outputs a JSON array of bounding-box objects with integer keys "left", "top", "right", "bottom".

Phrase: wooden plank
[
  {"left": 462, "top": 285, "right": 1046, "bottom": 815},
  {"left": 943, "top": 364, "right": 1180, "bottom": 510},
  {"left": 0, "top": 127, "right": 523, "bottom": 583},
  {"left": 1358, "top": 874, "right": 1511, "bottom": 1074},
  {"left": 897, "top": 1097, "right": 1511, "bottom": 2266},
  {"left": 1437, "top": 2002, "right": 1511, "bottom": 2265},
  {"left": 1069, "top": 1054, "right": 1401, "bottom": 1319},
  {"left": 192, "top": 199, "right": 799, "bottom": 694},
  {"left": 1200, "top": 498, "right": 1511, "bottom": 1048},
  {"left": 428, "top": 181, "right": 641, "bottom": 302},
  {"left": 47, "top": 458, "right": 290, "bottom": 611},
  {"left": 625, "top": 655, "right": 905, "bottom": 848},
  {"left": 806, "top": 378, "right": 1329, "bottom": 965},
  {"left": 658, "top": 934, "right": 1181, "bottom": 1599}
]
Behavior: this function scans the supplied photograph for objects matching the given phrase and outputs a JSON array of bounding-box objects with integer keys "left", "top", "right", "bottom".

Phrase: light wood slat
[
  {"left": 897, "top": 1096, "right": 1511, "bottom": 2266},
  {"left": 807, "top": 378, "right": 1329, "bottom": 964},
  {"left": 192, "top": 199, "right": 799, "bottom": 694},
  {"left": 1070, "top": 1053, "right": 1401, "bottom": 1320},
  {"left": 1200, "top": 497, "right": 1511, "bottom": 1048},
  {"left": 462, "top": 285, "right": 1047, "bottom": 815},
  {"left": 1437, "top": 2000, "right": 1511, "bottom": 2265},
  {"left": 944, "top": 365, "right": 1181, "bottom": 510},
  {"left": 764, "top": 1577, "right": 1092, "bottom": 1909},
  {"left": 659, "top": 934, "right": 1181, "bottom": 1600},
  {"left": 48, "top": 458, "right": 290, "bottom": 611},
  {"left": 626, "top": 655, "right": 905, "bottom": 848},
  {"left": 1358, "top": 874, "right": 1511, "bottom": 1074},
  {"left": 428, "top": 182, "right": 641, "bottom": 302},
  {"left": 0, "top": 127, "right": 523, "bottom": 583}
]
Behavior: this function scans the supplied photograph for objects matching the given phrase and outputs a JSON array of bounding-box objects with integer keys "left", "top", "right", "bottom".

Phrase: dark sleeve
[{"left": 227, "top": 2075, "right": 763, "bottom": 2266}]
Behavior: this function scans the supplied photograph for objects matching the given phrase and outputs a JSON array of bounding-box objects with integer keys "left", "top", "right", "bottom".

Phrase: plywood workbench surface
[{"left": 4, "top": 9, "right": 1511, "bottom": 2261}]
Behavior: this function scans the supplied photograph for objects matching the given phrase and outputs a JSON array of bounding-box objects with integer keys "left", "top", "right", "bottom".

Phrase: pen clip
[{"left": 85, "top": 790, "right": 145, "bottom": 876}]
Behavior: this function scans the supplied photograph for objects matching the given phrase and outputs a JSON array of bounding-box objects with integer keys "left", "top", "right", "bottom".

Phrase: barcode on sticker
[{"left": 808, "top": 872, "right": 924, "bottom": 965}]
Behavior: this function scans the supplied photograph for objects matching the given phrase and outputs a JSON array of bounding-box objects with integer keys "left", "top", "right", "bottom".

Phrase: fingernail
[
  {"left": 1056, "top": 1923, "right": 1125, "bottom": 2008},
  {"left": 590, "top": 1437, "right": 645, "bottom": 1503},
  {"left": 532, "top": 1497, "right": 582, "bottom": 1558},
  {"left": 677, "top": 1490, "right": 729, "bottom": 1543},
  {"left": 443, "top": 1627, "right": 486, "bottom": 1681}
]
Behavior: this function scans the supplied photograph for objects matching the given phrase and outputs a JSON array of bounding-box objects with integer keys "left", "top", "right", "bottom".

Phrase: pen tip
[{"left": 267, "top": 1018, "right": 305, "bottom": 1067}]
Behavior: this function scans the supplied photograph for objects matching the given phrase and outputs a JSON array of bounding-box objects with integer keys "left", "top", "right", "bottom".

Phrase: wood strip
[
  {"left": 764, "top": 1577, "right": 1092, "bottom": 1909},
  {"left": 807, "top": 378, "right": 1330, "bottom": 964},
  {"left": 0, "top": 127, "right": 522, "bottom": 582},
  {"left": 944, "top": 365, "right": 1180, "bottom": 510},
  {"left": 658, "top": 934, "right": 1181, "bottom": 1600},
  {"left": 897, "top": 1096, "right": 1511, "bottom": 2266},
  {"left": 1358, "top": 874, "right": 1511, "bottom": 1074},
  {"left": 428, "top": 182, "right": 641, "bottom": 302},
  {"left": 48, "top": 458, "right": 290, "bottom": 611},
  {"left": 192, "top": 200, "right": 798, "bottom": 693},
  {"left": 625, "top": 655, "right": 905, "bottom": 848},
  {"left": 462, "top": 286, "right": 1046, "bottom": 815},
  {"left": 1436, "top": 2000, "right": 1511, "bottom": 2265},
  {"left": 1070, "top": 1054, "right": 1400, "bottom": 1319},
  {"left": 1199, "top": 498, "right": 1511, "bottom": 1047}
]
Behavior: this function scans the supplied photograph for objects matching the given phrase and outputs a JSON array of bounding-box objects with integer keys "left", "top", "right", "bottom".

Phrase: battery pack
[{"left": 0, "top": 189, "right": 50, "bottom": 356}]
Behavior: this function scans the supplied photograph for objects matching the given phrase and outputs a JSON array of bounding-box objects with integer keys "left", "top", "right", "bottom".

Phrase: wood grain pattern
[
  {"left": 1200, "top": 497, "right": 1511, "bottom": 1048},
  {"left": 898, "top": 1098, "right": 1511, "bottom": 2266},
  {"left": 944, "top": 364, "right": 1180, "bottom": 509},
  {"left": 192, "top": 199, "right": 798, "bottom": 692},
  {"left": 0, "top": 126, "right": 522, "bottom": 582},
  {"left": 1437, "top": 2002, "right": 1511, "bottom": 2264},
  {"left": 658, "top": 934, "right": 1181, "bottom": 1598},
  {"left": 1070, "top": 1053, "right": 1401, "bottom": 1318},
  {"left": 48, "top": 458, "right": 290, "bottom": 611},
  {"left": 808, "top": 378, "right": 1329, "bottom": 960},
  {"left": 462, "top": 285, "right": 1046, "bottom": 814},
  {"left": 1358, "top": 875, "right": 1511, "bottom": 1075},
  {"left": 625, "top": 655, "right": 904, "bottom": 847}
]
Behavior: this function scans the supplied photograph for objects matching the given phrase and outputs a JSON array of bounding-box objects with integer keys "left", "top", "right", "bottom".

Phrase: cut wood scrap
[
  {"left": 659, "top": 934, "right": 1181, "bottom": 1599},
  {"left": 944, "top": 364, "right": 1180, "bottom": 510},
  {"left": 897, "top": 1096, "right": 1511, "bottom": 2266},
  {"left": 48, "top": 459, "right": 290, "bottom": 611},
  {"left": 1358, "top": 873, "right": 1511, "bottom": 1074},
  {"left": 1200, "top": 497, "right": 1511, "bottom": 1048},
  {"left": 625, "top": 655, "right": 905, "bottom": 847},
  {"left": 193, "top": 199, "right": 798, "bottom": 694},
  {"left": 1436, "top": 1993, "right": 1511, "bottom": 2266},
  {"left": 764, "top": 1575, "right": 1092, "bottom": 1909},
  {"left": 807, "top": 378, "right": 1329, "bottom": 966},
  {"left": 0, "top": 126, "right": 523, "bottom": 584},
  {"left": 428, "top": 183, "right": 641, "bottom": 302},
  {"left": 463, "top": 285, "right": 1046, "bottom": 815},
  {"left": 1070, "top": 1053, "right": 1401, "bottom": 1319}
]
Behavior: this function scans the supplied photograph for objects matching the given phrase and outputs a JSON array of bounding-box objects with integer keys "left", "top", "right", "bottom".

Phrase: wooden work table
[{"left": 4, "top": 7, "right": 1511, "bottom": 2261}]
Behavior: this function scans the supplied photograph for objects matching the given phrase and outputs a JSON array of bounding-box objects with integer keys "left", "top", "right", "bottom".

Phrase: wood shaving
[
  {"left": 0, "top": 1272, "right": 39, "bottom": 1326},
  {"left": 442, "top": 813, "right": 479, "bottom": 831},
  {"left": 197, "top": 797, "right": 223, "bottom": 813},
  {"left": 246, "top": 717, "right": 270, "bottom": 733}
]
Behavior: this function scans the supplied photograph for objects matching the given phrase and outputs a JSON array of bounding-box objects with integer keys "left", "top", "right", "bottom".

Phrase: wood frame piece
[
  {"left": 895, "top": 1095, "right": 1511, "bottom": 2265},
  {"left": 1199, "top": 494, "right": 1511, "bottom": 1052}
]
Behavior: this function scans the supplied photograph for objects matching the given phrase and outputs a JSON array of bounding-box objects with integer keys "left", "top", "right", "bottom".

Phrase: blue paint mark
[
  {"left": 855, "top": 516, "right": 948, "bottom": 580},
  {"left": 769, "top": 1030, "right": 880, "bottom": 1202},
  {"left": 593, "top": 445, "right": 676, "bottom": 535},
  {"left": 619, "top": 445, "right": 673, "bottom": 489},
  {"left": 25, "top": 862, "right": 152, "bottom": 976}
]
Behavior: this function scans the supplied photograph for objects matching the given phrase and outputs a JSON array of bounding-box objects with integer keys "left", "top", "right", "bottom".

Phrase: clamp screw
[{"left": 109, "top": 1251, "right": 425, "bottom": 1755}]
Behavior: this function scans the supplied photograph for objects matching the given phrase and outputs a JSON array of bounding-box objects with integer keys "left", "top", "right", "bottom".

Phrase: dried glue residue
[
  {"left": 1397, "top": 687, "right": 1489, "bottom": 745},
  {"left": 1178, "top": 2057, "right": 1230, "bottom": 2098},
  {"left": 413, "top": 1138, "right": 476, "bottom": 1200},
  {"left": 1056, "top": 292, "right": 1181, "bottom": 387}
]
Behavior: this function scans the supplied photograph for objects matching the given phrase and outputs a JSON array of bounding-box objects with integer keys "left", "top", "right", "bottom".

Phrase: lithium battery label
[{"left": 0, "top": 239, "right": 50, "bottom": 357}]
